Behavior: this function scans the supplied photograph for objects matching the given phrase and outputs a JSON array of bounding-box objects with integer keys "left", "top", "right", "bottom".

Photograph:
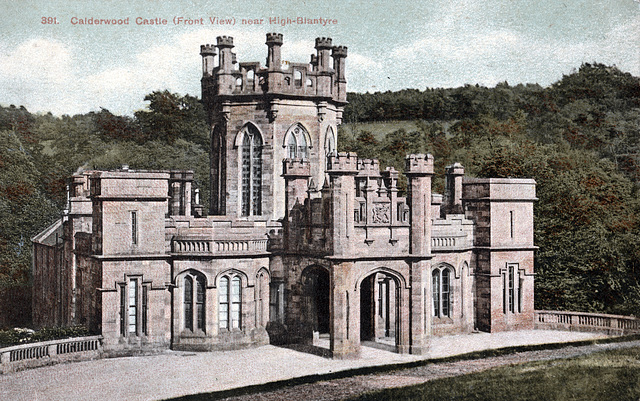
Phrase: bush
[{"left": 0, "top": 326, "right": 89, "bottom": 348}]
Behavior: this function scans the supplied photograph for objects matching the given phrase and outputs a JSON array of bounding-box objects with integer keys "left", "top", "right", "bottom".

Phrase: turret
[
  {"left": 215, "top": 36, "right": 235, "bottom": 96},
  {"left": 332, "top": 45, "right": 348, "bottom": 102},
  {"left": 315, "top": 37, "right": 333, "bottom": 97},
  {"left": 326, "top": 153, "right": 359, "bottom": 256},
  {"left": 444, "top": 162, "right": 464, "bottom": 214},
  {"left": 266, "top": 33, "right": 283, "bottom": 70},
  {"left": 265, "top": 33, "right": 284, "bottom": 92},
  {"left": 315, "top": 37, "right": 333, "bottom": 72},
  {"left": 216, "top": 36, "right": 234, "bottom": 72},
  {"left": 405, "top": 154, "right": 434, "bottom": 256},
  {"left": 200, "top": 44, "right": 217, "bottom": 77}
]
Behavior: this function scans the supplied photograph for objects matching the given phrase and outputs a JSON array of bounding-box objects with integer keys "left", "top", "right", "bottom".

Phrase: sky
[{"left": 0, "top": 0, "right": 638, "bottom": 116}]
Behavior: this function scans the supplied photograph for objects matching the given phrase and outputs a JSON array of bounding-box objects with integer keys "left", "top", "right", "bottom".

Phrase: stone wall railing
[
  {"left": 535, "top": 310, "right": 640, "bottom": 335},
  {"left": 172, "top": 238, "right": 269, "bottom": 255},
  {"left": 0, "top": 335, "right": 103, "bottom": 374}
]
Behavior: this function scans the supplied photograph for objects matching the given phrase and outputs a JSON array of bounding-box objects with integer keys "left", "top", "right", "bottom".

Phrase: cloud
[{"left": 0, "top": 38, "right": 79, "bottom": 114}]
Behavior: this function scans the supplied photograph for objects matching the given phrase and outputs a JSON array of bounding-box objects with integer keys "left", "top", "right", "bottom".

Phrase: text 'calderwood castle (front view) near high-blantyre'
[{"left": 32, "top": 34, "right": 536, "bottom": 358}]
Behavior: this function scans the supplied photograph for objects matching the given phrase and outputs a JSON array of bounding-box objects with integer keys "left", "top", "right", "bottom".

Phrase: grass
[
  {"left": 348, "top": 347, "right": 640, "bottom": 401},
  {"left": 341, "top": 120, "right": 420, "bottom": 141}
]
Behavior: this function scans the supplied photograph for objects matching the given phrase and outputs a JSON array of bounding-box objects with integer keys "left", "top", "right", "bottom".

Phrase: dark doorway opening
[
  {"left": 303, "top": 267, "right": 330, "bottom": 335},
  {"left": 360, "top": 272, "right": 398, "bottom": 349}
]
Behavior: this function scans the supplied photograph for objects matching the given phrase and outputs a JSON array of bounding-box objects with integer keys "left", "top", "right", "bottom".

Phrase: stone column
[
  {"left": 405, "top": 154, "right": 434, "bottom": 355},
  {"left": 330, "top": 261, "right": 359, "bottom": 359}
]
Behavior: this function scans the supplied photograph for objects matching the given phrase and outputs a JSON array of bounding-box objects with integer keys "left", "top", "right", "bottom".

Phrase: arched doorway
[
  {"left": 360, "top": 271, "right": 399, "bottom": 347},
  {"left": 302, "top": 266, "right": 330, "bottom": 335}
]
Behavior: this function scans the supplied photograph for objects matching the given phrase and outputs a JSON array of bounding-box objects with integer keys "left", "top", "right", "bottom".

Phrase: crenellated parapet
[
  {"left": 201, "top": 33, "right": 347, "bottom": 103},
  {"left": 357, "top": 159, "right": 381, "bottom": 177},
  {"left": 332, "top": 46, "right": 348, "bottom": 58},
  {"left": 266, "top": 32, "right": 284, "bottom": 45},
  {"left": 405, "top": 154, "right": 435, "bottom": 176},
  {"left": 282, "top": 159, "right": 311, "bottom": 178},
  {"left": 315, "top": 37, "right": 333, "bottom": 49},
  {"left": 216, "top": 35, "right": 234, "bottom": 48},
  {"left": 326, "top": 152, "right": 359, "bottom": 174},
  {"left": 200, "top": 44, "right": 216, "bottom": 57}
]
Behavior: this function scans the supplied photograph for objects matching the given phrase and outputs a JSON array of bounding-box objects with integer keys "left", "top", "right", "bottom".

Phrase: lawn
[{"left": 348, "top": 347, "right": 640, "bottom": 401}]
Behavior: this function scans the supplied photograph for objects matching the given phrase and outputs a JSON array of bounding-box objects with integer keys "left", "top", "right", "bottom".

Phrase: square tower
[{"left": 201, "top": 34, "right": 347, "bottom": 220}]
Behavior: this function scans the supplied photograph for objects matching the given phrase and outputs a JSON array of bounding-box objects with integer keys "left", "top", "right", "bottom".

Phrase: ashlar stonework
[{"left": 32, "top": 34, "right": 536, "bottom": 358}]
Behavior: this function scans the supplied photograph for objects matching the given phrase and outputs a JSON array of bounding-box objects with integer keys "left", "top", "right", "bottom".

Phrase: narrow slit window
[{"left": 131, "top": 211, "right": 138, "bottom": 245}]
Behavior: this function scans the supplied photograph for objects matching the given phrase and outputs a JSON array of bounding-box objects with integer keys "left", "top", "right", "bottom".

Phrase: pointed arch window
[
  {"left": 325, "top": 128, "right": 336, "bottom": 156},
  {"left": 284, "top": 123, "right": 310, "bottom": 160},
  {"left": 241, "top": 125, "right": 263, "bottom": 216},
  {"left": 432, "top": 267, "right": 451, "bottom": 318}
]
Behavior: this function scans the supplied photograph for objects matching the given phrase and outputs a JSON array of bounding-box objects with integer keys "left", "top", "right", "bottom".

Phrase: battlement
[
  {"left": 405, "top": 154, "right": 435, "bottom": 175},
  {"left": 315, "top": 37, "right": 333, "bottom": 49},
  {"left": 357, "top": 158, "right": 381, "bottom": 176},
  {"left": 266, "top": 32, "right": 283, "bottom": 45},
  {"left": 216, "top": 36, "right": 234, "bottom": 48},
  {"left": 332, "top": 46, "right": 348, "bottom": 58},
  {"left": 282, "top": 159, "right": 311, "bottom": 177},
  {"left": 200, "top": 44, "right": 217, "bottom": 56},
  {"left": 327, "top": 152, "right": 359, "bottom": 172},
  {"left": 446, "top": 162, "right": 465, "bottom": 176}
]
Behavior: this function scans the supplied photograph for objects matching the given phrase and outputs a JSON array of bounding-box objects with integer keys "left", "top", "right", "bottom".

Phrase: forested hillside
[
  {"left": 0, "top": 63, "right": 638, "bottom": 326},
  {"left": 341, "top": 63, "right": 640, "bottom": 315}
]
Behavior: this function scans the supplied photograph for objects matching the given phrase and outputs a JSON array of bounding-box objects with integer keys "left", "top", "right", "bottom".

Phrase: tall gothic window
[
  {"left": 432, "top": 267, "right": 451, "bottom": 318},
  {"left": 241, "top": 126, "right": 263, "bottom": 216}
]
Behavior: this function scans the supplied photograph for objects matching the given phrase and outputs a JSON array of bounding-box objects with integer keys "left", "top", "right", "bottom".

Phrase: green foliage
[
  {"left": 342, "top": 63, "right": 640, "bottom": 315},
  {"left": 0, "top": 91, "right": 210, "bottom": 297},
  {"left": 0, "top": 326, "right": 89, "bottom": 347}
]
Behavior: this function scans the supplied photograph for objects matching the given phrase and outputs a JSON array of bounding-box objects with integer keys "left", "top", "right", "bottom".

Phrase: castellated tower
[{"left": 201, "top": 33, "right": 347, "bottom": 220}]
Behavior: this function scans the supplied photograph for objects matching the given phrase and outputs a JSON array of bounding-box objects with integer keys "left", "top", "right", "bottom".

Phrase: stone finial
[{"left": 405, "top": 154, "right": 434, "bottom": 175}]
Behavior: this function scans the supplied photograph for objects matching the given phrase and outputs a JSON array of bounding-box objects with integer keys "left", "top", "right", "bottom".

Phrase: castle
[{"left": 32, "top": 34, "right": 536, "bottom": 358}]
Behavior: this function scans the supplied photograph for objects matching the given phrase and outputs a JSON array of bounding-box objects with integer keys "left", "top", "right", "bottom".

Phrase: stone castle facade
[{"left": 32, "top": 34, "right": 536, "bottom": 358}]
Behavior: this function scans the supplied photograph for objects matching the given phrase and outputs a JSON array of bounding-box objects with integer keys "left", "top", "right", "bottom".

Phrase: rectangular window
[
  {"left": 184, "top": 277, "right": 193, "bottom": 331},
  {"left": 219, "top": 278, "right": 229, "bottom": 329},
  {"left": 231, "top": 277, "right": 241, "bottom": 329},
  {"left": 131, "top": 211, "right": 138, "bottom": 245},
  {"left": 442, "top": 270, "right": 450, "bottom": 317},
  {"left": 196, "top": 278, "right": 205, "bottom": 331},
  {"left": 508, "top": 265, "right": 515, "bottom": 313},
  {"left": 510, "top": 211, "right": 514, "bottom": 239},
  {"left": 142, "top": 285, "right": 148, "bottom": 335},
  {"left": 128, "top": 278, "right": 138, "bottom": 335},
  {"left": 432, "top": 273, "right": 440, "bottom": 317},
  {"left": 270, "top": 282, "right": 283, "bottom": 323},
  {"left": 120, "top": 285, "right": 126, "bottom": 336}
]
